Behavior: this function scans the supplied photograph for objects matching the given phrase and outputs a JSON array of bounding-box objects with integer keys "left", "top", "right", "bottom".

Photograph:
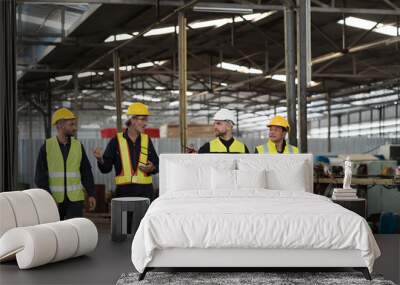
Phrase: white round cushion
[
  {"left": 42, "top": 221, "right": 79, "bottom": 262},
  {"left": 0, "top": 226, "right": 57, "bottom": 269},
  {"left": 24, "top": 189, "right": 60, "bottom": 223},
  {"left": 0, "top": 196, "right": 16, "bottom": 238},
  {"left": 0, "top": 192, "right": 39, "bottom": 227},
  {"left": 65, "top": 218, "right": 98, "bottom": 257}
]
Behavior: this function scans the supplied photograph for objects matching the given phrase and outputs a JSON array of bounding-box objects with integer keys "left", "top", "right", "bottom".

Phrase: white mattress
[{"left": 131, "top": 190, "right": 380, "bottom": 273}]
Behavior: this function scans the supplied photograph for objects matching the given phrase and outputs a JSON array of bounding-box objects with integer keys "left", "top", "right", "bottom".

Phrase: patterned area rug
[{"left": 116, "top": 271, "right": 396, "bottom": 285}]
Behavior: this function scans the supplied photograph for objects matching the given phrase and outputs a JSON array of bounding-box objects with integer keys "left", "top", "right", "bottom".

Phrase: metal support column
[
  {"left": 327, "top": 92, "right": 331, "bottom": 152},
  {"left": 28, "top": 102, "right": 34, "bottom": 186},
  {"left": 209, "top": 54, "right": 213, "bottom": 90},
  {"left": 178, "top": 12, "right": 188, "bottom": 153},
  {"left": 297, "top": 0, "right": 309, "bottom": 152},
  {"left": 73, "top": 73, "right": 79, "bottom": 110},
  {"left": 61, "top": 6, "right": 66, "bottom": 40},
  {"left": 284, "top": 2, "right": 297, "bottom": 146},
  {"left": 236, "top": 109, "right": 240, "bottom": 137},
  {"left": 46, "top": 89, "right": 52, "bottom": 138},
  {"left": 264, "top": 40, "right": 269, "bottom": 73},
  {"left": 396, "top": 102, "right": 399, "bottom": 142},
  {"left": 0, "top": 0, "right": 17, "bottom": 191},
  {"left": 113, "top": 51, "right": 123, "bottom": 132}
]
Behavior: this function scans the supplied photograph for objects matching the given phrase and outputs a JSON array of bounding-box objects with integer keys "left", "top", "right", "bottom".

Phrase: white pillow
[
  {"left": 211, "top": 168, "right": 237, "bottom": 191},
  {"left": 265, "top": 161, "right": 307, "bottom": 191},
  {"left": 237, "top": 158, "right": 309, "bottom": 192},
  {"left": 167, "top": 162, "right": 211, "bottom": 191},
  {"left": 236, "top": 169, "right": 267, "bottom": 189}
]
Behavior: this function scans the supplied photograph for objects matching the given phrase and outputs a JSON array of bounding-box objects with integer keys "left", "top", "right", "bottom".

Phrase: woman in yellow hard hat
[
  {"left": 255, "top": 116, "right": 298, "bottom": 154},
  {"left": 35, "top": 108, "right": 96, "bottom": 219},
  {"left": 93, "top": 102, "right": 159, "bottom": 202}
]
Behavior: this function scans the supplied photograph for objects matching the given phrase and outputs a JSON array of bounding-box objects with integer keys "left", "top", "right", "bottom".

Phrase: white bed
[{"left": 131, "top": 154, "right": 380, "bottom": 280}]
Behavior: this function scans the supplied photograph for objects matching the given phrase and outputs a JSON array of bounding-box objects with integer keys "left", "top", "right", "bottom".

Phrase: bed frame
[
  {"left": 139, "top": 248, "right": 371, "bottom": 281},
  {"left": 138, "top": 248, "right": 371, "bottom": 280}
]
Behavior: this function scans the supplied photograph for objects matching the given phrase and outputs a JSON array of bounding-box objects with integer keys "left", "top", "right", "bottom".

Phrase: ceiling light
[
  {"left": 155, "top": 86, "right": 166, "bottom": 90},
  {"left": 351, "top": 95, "right": 399, "bottom": 106},
  {"left": 132, "top": 94, "right": 162, "bottom": 102},
  {"left": 171, "top": 90, "right": 193, "bottom": 96},
  {"left": 136, "top": 61, "right": 166, "bottom": 69},
  {"left": 189, "top": 18, "right": 231, "bottom": 29},
  {"left": 338, "top": 17, "right": 399, "bottom": 37},
  {"left": 270, "top": 74, "right": 320, "bottom": 87},
  {"left": 55, "top": 75, "right": 72, "bottom": 81},
  {"left": 104, "top": 105, "right": 116, "bottom": 110},
  {"left": 144, "top": 26, "right": 177, "bottom": 37},
  {"left": 78, "top": 71, "right": 95, "bottom": 78},
  {"left": 104, "top": 32, "right": 139, "bottom": 43},
  {"left": 193, "top": 5, "right": 253, "bottom": 14},
  {"left": 169, "top": 101, "right": 179, "bottom": 107},
  {"left": 217, "top": 62, "right": 262, "bottom": 74}
]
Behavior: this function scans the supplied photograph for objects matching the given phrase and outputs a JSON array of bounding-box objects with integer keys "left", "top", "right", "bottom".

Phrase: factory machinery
[{"left": 314, "top": 144, "right": 400, "bottom": 234}]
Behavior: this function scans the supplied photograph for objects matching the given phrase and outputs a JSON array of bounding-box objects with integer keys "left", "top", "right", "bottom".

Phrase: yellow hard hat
[
  {"left": 51, "top": 108, "right": 77, "bottom": 125},
  {"left": 267, "top": 116, "right": 290, "bottom": 131},
  {"left": 127, "top": 102, "right": 150, "bottom": 116}
]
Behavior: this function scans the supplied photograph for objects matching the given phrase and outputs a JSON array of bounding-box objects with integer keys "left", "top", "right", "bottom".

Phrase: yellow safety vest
[
  {"left": 256, "top": 139, "right": 299, "bottom": 154},
  {"left": 209, "top": 137, "right": 246, "bottom": 153},
  {"left": 46, "top": 137, "right": 84, "bottom": 203},
  {"left": 115, "top": 133, "right": 153, "bottom": 185}
]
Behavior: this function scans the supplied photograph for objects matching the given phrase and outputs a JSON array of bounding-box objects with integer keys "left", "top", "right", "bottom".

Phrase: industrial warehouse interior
[{"left": 0, "top": 0, "right": 400, "bottom": 284}]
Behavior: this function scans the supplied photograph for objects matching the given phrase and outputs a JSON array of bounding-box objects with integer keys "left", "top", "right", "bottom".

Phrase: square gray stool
[{"left": 111, "top": 197, "right": 150, "bottom": 242}]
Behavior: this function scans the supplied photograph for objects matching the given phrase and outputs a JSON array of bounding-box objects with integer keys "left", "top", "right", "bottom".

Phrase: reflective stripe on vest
[
  {"left": 209, "top": 138, "right": 246, "bottom": 153},
  {"left": 46, "top": 137, "right": 84, "bottom": 203},
  {"left": 115, "top": 133, "right": 153, "bottom": 185},
  {"left": 256, "top": 140, "right": 299, "bottom": 154}
]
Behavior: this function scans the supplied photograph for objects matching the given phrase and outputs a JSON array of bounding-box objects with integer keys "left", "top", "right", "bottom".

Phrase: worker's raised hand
[
  {"left": 93, "top": 147, "right": 103, "bottom": 159},
  {"left": 93, "top": 147, "right": 104, "bottom": 163},
  {"left": 185, "top": 144, "right": 198, "bottom": 153},
  {"left": 139, "top": 161, "right": 156, "bottom": 174}
]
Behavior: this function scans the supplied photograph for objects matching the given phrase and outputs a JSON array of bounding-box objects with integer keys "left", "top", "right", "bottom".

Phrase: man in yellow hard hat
[
  {"left": 255, "top": 115, "right": 298, "bottom": 154},
  {"left": 93, "top": 102, "right": 159, "bottom": 203},
  {"left": 35, "top": 108, "right": 96, "bottom": 220},
  {"left": 197, "top": 108, "right": 249, "bottom": 153}
]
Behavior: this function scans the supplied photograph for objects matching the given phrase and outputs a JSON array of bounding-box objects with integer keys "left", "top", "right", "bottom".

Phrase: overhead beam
[
  {"left": 17, "top": 0, "right": 285, "bottom": 10},
  {"left": 17, "top": 0, "right": 400, "bottom": 15}
]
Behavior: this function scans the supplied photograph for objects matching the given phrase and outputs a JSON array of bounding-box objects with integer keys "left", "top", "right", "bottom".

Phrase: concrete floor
[
  {"left": 0, "top": 228, "right": 134, "bottom": 285},
  {"left": 1, "top": 223, "right": 398, "bottom": 285}
]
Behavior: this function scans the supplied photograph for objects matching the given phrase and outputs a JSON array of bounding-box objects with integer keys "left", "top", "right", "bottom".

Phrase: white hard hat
[{"left": 213, "top": 108, "right": 236, "bottom": 125}]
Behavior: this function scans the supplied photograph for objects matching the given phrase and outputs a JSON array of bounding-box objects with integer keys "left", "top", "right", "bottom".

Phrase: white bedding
[{"left": 131, "top": 190, "right": 380, "bottom": 273}]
